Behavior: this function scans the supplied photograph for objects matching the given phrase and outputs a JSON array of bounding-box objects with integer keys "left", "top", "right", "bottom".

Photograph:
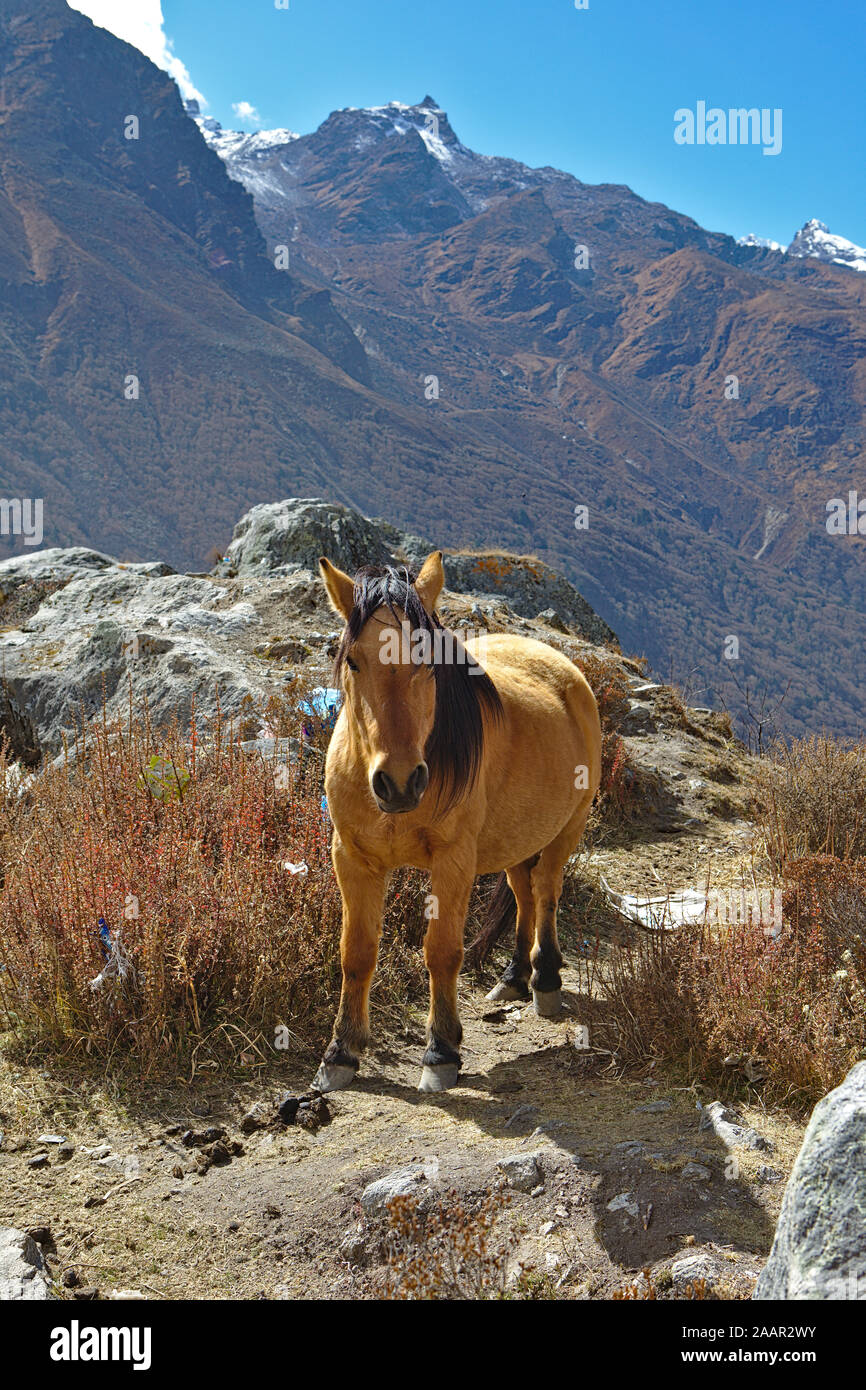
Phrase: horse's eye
[{"left": 346, "top": 657, "right": 359, "bottom": 673}]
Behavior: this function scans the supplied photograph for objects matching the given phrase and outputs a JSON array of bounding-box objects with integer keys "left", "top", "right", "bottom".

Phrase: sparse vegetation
[
  {"left": 382, "top": 1189, "right": 515, "bottom": 1300},
  {"left": 0, "top": 701, "right": 439, "bottom": 1073}
]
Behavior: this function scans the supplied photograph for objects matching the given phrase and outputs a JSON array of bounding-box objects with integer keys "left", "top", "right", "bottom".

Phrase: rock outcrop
[
  {"left": 754, "top": 1062, "right": 866, "bottom": 1300},
  {"left": 0, "top": 1227, "right": 56, "bottom": 1300},
  {"left": 0, "top": 497, "right": 616, "bottom": 757}
]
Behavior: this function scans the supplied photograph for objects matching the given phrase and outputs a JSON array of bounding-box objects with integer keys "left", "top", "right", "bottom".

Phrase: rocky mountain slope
[
  {"left": 194, "top": 97, "right": 866, "bottom": 739},
  {"left": 1, "top": 7, "right": 865, "bottom": 738}
]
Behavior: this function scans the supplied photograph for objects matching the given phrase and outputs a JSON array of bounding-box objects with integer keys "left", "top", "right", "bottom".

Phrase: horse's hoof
[
  {"left": 418, "top": 1063, "right": 460, "bottom": 1092},
  {"left": 485, "top": 980, "right": 529, "bottom": 1003},
  {"left": 312, "top": 1062, "right": 357, "bottom": 1093},
  {"left": 533, "top": 988, "right": 562, "bottom": 1018}
]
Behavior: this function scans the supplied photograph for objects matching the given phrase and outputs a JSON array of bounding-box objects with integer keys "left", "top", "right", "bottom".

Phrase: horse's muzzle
[{"left": 371, "top": 763, "right": 429, "bottom": 813}]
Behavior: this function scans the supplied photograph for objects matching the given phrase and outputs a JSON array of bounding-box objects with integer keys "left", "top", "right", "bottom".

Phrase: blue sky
[{"left": 75, "top": 0, "right": 864, "bottom": 247}]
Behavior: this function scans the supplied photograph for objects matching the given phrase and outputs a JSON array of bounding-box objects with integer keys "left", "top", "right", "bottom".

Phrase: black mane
[{"left": 333, "top": 564, "right": 503, "bottom": 814}]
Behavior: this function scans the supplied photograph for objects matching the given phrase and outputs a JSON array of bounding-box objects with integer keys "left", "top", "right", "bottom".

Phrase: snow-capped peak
[
  {"left": 738, "top": 219, "right": 866, "bottom": 273},
  {"left": 787, "top": 219, "right": 866, "bottom": 273},
  {"left": 738, "top": 232, "right": 784, "bottom": 252},
  {"left": 185, "top": 101, "right": 299, "bottom": 161}
]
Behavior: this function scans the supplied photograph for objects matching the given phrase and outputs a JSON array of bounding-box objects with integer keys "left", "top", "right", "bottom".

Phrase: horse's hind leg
[
  {"left": 314, "top": 838, "right": 386, "bottom": 1093},
  {"left": 486, "top": 859, "right": 536, "bottom": 1002},
  {"left": 530, "top": 798, "right": 594, "bottom": 1017}
]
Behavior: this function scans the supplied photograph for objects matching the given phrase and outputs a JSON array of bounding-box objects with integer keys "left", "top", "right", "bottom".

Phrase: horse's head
[{"left": 320, "top": 552, "right": 445, "bottom": 813}]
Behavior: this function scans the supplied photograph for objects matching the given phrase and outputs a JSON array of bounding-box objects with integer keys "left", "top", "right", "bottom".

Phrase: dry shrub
[
  {"left": 752, "top": 735, "right": 866, "bottom": 871},
  {"left": 594, "top": 862, "right": 866, "bottom": 1106},
  {"left": 573, "top": 651, "right": 632, "bottom": 731},
  {"left": 382, "top": 1190, "right": 514, "bottom": 1300},
  {"left": 0, "top": 706, "right": 432, "bottom": 1073}
]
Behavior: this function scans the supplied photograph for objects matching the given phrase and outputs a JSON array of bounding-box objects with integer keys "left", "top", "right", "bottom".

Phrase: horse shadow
[{"left": 366, "top": 991, "right": 777, "bottom": 1273}]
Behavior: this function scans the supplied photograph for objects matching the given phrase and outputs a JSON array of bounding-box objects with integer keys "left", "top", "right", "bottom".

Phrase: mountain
[
  {"left": 1, "top": 9, "right": 865, "bottom": 739},
  {"left": 195, "top": 96, "right": 866, "bottom": 738},
  {"left": 738, "top": 219, "right": 866, "bottom": 273},
  {"left": 0, "top": 4, "right": 526, "bottom": 573},
  {"left": 787, "top": 220, "right": 866, "bottom": 273}
]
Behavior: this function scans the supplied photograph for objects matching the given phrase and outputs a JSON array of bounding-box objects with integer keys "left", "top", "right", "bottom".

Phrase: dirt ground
[{"left": 0, "top": 922, "right": 805, "bottom": 1301}]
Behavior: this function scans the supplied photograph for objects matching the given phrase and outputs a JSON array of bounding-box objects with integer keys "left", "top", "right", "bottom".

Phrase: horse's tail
[{"left": 466, "top": 872, "right": 515, "bottom": 967}]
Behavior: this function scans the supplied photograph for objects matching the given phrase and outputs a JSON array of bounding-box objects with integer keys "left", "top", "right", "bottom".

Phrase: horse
[{"left": 312, "top": 550, "right": 602, "bottom": 1094}]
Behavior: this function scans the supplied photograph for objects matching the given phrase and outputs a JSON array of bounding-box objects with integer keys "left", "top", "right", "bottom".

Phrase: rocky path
[{"left": 0, "top": 960, "right": 804, "bottom": 1301}]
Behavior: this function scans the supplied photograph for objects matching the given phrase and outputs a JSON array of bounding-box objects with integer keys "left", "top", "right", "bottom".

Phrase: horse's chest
[{"left": 343, "top": 821, "right": 438, "bottom": 871}]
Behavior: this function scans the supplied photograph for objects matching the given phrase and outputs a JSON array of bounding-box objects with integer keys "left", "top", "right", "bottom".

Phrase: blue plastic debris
[
  {"left": 97, "top": 917, "right": 111, "bottom": 958},
  {"left": 298, "top": 687, "right": 342, "bottom": 740}
]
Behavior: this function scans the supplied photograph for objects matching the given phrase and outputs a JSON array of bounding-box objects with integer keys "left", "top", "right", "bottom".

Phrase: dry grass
[
  {"left": 0, "top": 701, "right": 436, "bottom": 1076},
  {"left": 752, "top": 734, "right": 866, "bottom": 870},
  {"left": 585, "top": 857, "right": 866, "bottom": 1108}
]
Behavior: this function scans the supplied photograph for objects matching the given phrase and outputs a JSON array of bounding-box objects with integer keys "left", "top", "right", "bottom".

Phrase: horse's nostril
[
  {"left": 408, "top": 763, "right": 429, "bottom": 799},
  {"left": 372, "top": 769, "right": 395, "bottom": 804}
]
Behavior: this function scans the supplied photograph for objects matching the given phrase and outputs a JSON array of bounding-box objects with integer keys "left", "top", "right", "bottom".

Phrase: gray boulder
[
  {"left": 360, "top": 1164, "right": 429, "bottom": 1215},
  {"left": 754, "top": 1062, "right": 866, "bottom": 1300},
  {"left": 224, "top": 498, "right": 393, "bottom": 576},
  {"left": 224, "top": 497, "right": 616, "bottom": 646},
  {"left": 0, "top": 1228, "right": 56, "bottom": 1300}
]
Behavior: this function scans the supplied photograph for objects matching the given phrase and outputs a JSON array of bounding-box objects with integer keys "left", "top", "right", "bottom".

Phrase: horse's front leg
[
  {"left": 313, "top": 836, "right": 386, "bottom": 1093},
  {"left": 418, "top": 855, "right": 475, "bottom": 1092}
]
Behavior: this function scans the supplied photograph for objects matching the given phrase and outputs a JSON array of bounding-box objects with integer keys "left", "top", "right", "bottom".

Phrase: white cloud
[
  {"left": 69, "top": 1, "right": 206, "bottom": 104},
  {"left": 232, "top": 101, "right": 261, "bottom": 126}
]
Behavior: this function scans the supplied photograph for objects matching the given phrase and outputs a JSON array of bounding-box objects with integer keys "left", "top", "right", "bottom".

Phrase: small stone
[
  {"left": 361, "top": 1165, "right": 427, "bottom": 1215},
  {"left": 0, "top": 1228, "right": 56, "bottom": 1300},
  {"left": 61, "top": 1269, "right": 80, "bottom": 1288},
  {"left": 240, "top": 1103, "right": 271, "bottom": 1134},
  {"left": 25, "top": 1226, "right": 53, "bottom": 1247},
  {"left": 27, "top": 1153, "right": 49, "bottom": 1170},
  {"left": 58, "top": 1144, "right": 74, "bottom": 1161},
  {"left": 37, "top": 1134, "right": 66, "bottom": 1145},
  {"left": 606, "top": 1192, "right": 640, "bottom": 1219},
  {"left": 681, "top": 1162, "right": 712, "bottom": 1182},
  {"left": 88, "top": 1145, "right": 111, "bottom": 1160},
  {"left": 671, "top": 1253, "right": 718, "bottom": 1288},
  {"left": 73, "top": 1286, "right": 100, "bottom": 1301},
  {"left": 497, "top": 1152, "right": 544, "bottom": 1193},
  {"left": 634, "top": 1100, "right": 672, "bottom": 1114}
]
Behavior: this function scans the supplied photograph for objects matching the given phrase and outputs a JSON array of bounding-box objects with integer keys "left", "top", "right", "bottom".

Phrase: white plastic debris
[{"left": 599, "top": 875, "right": 707, "bottom": 930}]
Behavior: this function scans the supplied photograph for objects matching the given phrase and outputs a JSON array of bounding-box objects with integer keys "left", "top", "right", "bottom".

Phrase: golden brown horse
[{"left": 313, "top": 551, "right": 602, "bottom": 1093}]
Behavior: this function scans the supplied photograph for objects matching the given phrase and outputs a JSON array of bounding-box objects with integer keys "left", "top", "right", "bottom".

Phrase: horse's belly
[{"left": 473, "top": 726, "right": 586, "bottom": 874}]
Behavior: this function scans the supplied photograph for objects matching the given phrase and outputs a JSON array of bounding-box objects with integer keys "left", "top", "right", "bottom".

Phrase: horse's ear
[
  {"left": 319, "top": 557, "right": 355, "bottom": 621},
  {"left": 414, "top": 550, "right": 445, "bottom": 614}
]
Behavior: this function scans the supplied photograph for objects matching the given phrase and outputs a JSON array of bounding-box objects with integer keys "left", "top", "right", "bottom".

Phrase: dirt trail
[{"left": 0, "top": 948, "right": 804, "bottom": 1299}]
